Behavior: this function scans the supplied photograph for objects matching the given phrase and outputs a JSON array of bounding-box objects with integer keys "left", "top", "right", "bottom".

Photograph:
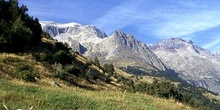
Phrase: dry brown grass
[
  {"left": 203, "top": 92, "right": 220, "bottom": 102},
  {"left": 0, "top": 52, "right": 196, "bottom": 110}
]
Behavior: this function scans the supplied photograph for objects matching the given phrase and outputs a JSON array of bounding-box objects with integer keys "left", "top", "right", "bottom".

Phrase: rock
[{"left": 51, "top": 81, "right": 60, "bottom": 87}]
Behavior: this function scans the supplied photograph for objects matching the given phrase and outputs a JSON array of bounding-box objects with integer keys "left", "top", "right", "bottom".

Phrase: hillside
[
  {"left": 1, "top": 0, "right": 220, "bottom": 110},
  {"left": 0, "top": 36, "right": 219, "bottom": 109},
  {"left": 0, "top": 38, "right": 194, "bottom": 110}
]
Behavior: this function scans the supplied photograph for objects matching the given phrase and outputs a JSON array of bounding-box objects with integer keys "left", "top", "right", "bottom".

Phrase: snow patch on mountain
[{"left": 40, "top": 21, "right": 107, "bottom": 44}]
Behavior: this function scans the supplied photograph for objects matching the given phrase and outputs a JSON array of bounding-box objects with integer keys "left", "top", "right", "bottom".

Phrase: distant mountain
[
  {"left": 148, "top": 38, "right": 220, "bottom": 93},
  {"left": 40, "top": 21, "right": 220, "bottom": 93},
  {"left": 40, "top": 21, "right": 106, "bottom": 54},
  {"left": 88, "top": 30, "right": 167, "bottom": 70},
  {"left": 40, "top": 21, "right": 166, "bottom": 71},
  {"left": 215, "top": 52, "right": 220, "bottom": 56}
]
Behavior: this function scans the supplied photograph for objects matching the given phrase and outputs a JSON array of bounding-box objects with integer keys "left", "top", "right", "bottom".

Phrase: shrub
[
  {"left": 103, "top": 63, "right": 114, "bottom": 75},
  {"left": 53, "top": 50, "right": 73, "bottom": 65},
  {"left": 35, "top": 52, "right": 52, "bottom": 62},
  {"left": 15, "top": 63, "right": 36, "bottom": 82},
  {"left": 2, "top": 57, "right": 20, "bottom": 65},
  {"left": 55, "top": 42, "right": 70, "bottom": 52},
  {"left": 85, "top": 68, "right": 98, "bottom": 80},
  {"left": 105, "top": 77, "right": 111, "bottom": 83},
  {"left": 93, "top": 56, "right": 100, "bottom": 67},
  {"left": 64, "top": 64, "right": 81, "bottom": 76},
  {"left": 52, "top": 63, "right": 68, "bottom": 79}
]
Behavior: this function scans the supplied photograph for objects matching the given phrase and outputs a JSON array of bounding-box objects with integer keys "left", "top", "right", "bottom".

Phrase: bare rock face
[
  {"left": 148, "top": 38, "right": 220, "bottom": 93},
  {"left": 40, "top": 21, "right": 166, "bottom": 71},
  {"left": 87, "top": 30, "right": 167, "bottom": 70},
  {"left": 40, "top": 21, "right": 107, "bottom": 53}
]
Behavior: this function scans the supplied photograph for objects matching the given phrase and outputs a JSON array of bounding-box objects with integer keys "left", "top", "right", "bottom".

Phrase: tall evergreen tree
[{"left": 0, "top": 0, "right": 42, "bottom": 52}]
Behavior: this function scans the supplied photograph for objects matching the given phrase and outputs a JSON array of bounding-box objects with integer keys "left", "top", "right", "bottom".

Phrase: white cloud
[
  {"left": 92, "top": 0, "right": 147, "bottom": 34},
  {"left": 202, "top": 36, "right": 220, "bottom": 52},
  {"left": 154, "top": 10, "right": 220, "bottom": 38},
  {"left": 93, "top": 0, "right": 220, "bottom": 39}
]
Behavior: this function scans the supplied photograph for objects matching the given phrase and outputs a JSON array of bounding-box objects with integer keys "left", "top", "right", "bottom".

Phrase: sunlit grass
[
  {"left": 0, "top": 52, "right": 195, "bottom": 110},
  {"left": 0, "top": 79, "right": 194, "bottom": 110}
]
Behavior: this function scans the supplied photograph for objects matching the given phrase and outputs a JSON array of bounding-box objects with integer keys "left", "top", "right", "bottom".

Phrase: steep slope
[
  {"left": 86, "top": 30, "right": 167, "bottom": 70},
  {"left": 0, "top": 38, "right": 121, "bottom": 90},
  {"left": 40, "top": 22, "right": 166, "bottom": 71},
  {"left": 148, "top": 38, "right": 220, "bottom": 93}
]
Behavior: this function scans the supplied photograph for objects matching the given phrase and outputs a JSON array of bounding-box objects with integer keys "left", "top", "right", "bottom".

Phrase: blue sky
[{"left": 19, "top": 0, "right": 220, "bottom": 53}]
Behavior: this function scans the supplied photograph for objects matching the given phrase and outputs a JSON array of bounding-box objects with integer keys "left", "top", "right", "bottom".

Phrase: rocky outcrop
[
  {"left": 148, "top": 38, "right": 220, "bottom": 93},
  {"left": 87, "top": 30, "right": 167, "bottom": 70}
]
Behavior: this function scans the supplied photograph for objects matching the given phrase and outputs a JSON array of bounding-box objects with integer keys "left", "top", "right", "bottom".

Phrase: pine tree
[{"left": 93, "top": 56, "right": 100, "bottom": 67}]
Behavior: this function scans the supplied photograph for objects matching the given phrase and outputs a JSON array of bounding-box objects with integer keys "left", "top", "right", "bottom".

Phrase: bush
[
  {"left": 53, "top": 50, "right": 73, "bottom": 65},
  {"left": 35, "top": 52, "right": 52, "bottom": 62},
  {"left": 55, "top": 42, "right": 70, "bottom": 52},
  {"left": 2, "top": 57, "right": 20, "bottom": 64},
  {"left": 103, "top": 63, "right": 114, "bottom": 75},
  {"left": 85, "top": 68, "right": 98, "bottom": 80},
  {"left": 52, "top": 63, "right": 68, "bottom": 79},
  {"left": 64, "top": 64, "right": 81, "bottom": 76},
  {"left": 93, "top": 57, "right": 100, "bottom": 67},
  {"left": 15, "top": 63, "right": 36, "bottom": 82}
]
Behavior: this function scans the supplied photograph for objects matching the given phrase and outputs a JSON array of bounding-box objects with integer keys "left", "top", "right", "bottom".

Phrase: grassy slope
[
  {"left": 0, "top": 48, "right": 194, "bottom": 110},
  {"left": 0, "top": 79, "right": 193, "bottom": 110}
]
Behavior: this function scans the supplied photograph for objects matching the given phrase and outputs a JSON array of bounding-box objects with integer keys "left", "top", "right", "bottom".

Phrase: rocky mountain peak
[
  {"left": 112, "top": 30, "right": 127, "bottom": 38},
  {"left": 148, "top": 37, "right": 220, "bottom": 93},
  {"left": 214, "top": 51, "right": 220, "bottom": 56},
  {"left": 40, "top": 21, "right": 107, "bottom": 44},
  {"left": 108, "top": 30, "right": 144, "bottom": 50},
  {"left": 148, "top": 37, "right": 210, "bottom": 55},
  {"left": 158, "top": 38, "right": 192, "bottom": 49},
  {"left": 83, "top": 25, "right": 107, "bottom": 38}
]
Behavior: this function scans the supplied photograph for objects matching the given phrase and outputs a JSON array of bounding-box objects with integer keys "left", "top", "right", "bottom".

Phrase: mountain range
[
  {"left": 40, "top": 21, "right": 166, "bottom": 71},
  {"left": 148, "top": 38, "right": 220, "bottom": 93},
  {"left": 40, "top": 21, "right": 220, "bottom": 93}
]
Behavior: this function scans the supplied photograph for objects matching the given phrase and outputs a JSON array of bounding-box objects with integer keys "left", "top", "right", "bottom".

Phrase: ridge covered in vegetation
[{"left": 0, "top": 0, "right": 220, "bottom": 110}]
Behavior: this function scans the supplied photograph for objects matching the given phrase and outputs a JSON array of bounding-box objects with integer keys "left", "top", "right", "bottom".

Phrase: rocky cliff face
[
  {"left": 40, "top": 21, "right": 166, "bottom": 71},
  {"left": 87, "top": 30, "right": 167, "bottom": 70},
  {"left": 148, "top": 38, "right": 220, "bottom": 93},
  {"left": 40, "top": 21, "right": 106, "bottom": 54}
]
